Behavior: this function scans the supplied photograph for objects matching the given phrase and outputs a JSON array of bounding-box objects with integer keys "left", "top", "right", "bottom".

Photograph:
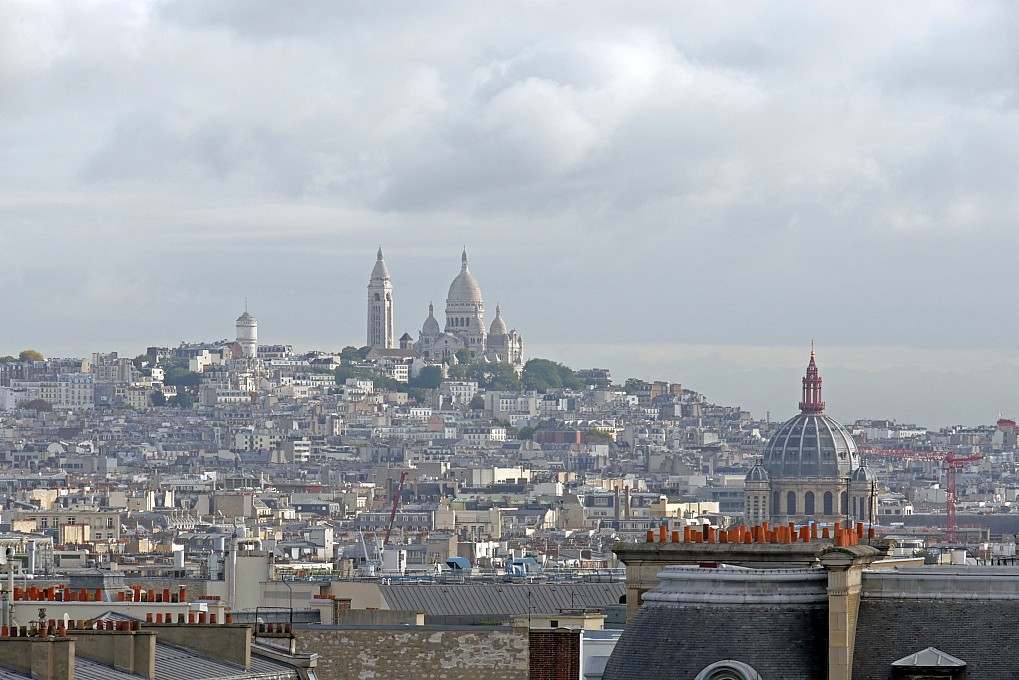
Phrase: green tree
[
  {"left": 584, "top": 430, "right": 613, "bottom": 444},
  {"left": 133, "top": 354, "right": 151, "bottom": 371},
  {"left": 623, "top": 378, "right": 648, "bottom": 394},
  {"left": 468, "top": 394, "right": 486, "bottom": 410},
  {"left": 334, "top": 365, "right": 407, "bottom": 393},
  {"left": 339, "top": 345, "right": 371, "bottom": 362},
  {"left": 409, "top": 365, "right": 444, "bottom": 389},
  {"left": 22, "top": 399, "right": 52, "bottom": 412},
  {"left": 467, "top": 362, "right": 520, "bottom": 391},
  {"left": 446, "top": 363, "right": 468, "bottom": 380},
  {"left": 170, "top": 392, "right": 195, "bottom": 408},
  {"left": 150, "top": 391, "right": 167, "bottom": 407},
  {"left": 521, "top": 358, "right": 583, "bottom": 392},
  {"left": 19, "top": 349, "right": 44, "bottom": 362},
  {"left": 164, "top": 369, "right": 201, "bottom": 387},
  {"left": 0, "top": 356, "right": 16, "bottom": 363},
  {"left": 334, "top": 365, "right": 364, "bottom": 384},
  {"left": 517, "top": 426, "right": 536, "bottom": 440}
]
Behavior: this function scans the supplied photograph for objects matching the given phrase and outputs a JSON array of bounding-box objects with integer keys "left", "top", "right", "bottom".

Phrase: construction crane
[
  {"left": 860, "top": 447, "right": 983, "bottom": 543},
  {"left": 383, "top": 470, "right": 408, "bottom": 549},
  {"left": 944, "top": 451, "right": 984, "bottom": 544}
]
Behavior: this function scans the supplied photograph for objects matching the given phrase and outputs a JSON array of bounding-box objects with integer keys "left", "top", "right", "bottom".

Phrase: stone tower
[
  {"left": 235, "top": 309, "right": 257, "bottom": 359},
  {"left": 367, "top": 247, "right": 394, "bottom": 349}
]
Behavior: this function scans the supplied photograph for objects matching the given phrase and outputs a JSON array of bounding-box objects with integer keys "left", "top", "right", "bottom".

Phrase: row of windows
[
  {"left": 39, "top": 517, "right": 116, "bottom": 529},
  {"left": 771, "top": 490, "right": 875, "bottom": 517},
  {"left": 775, "top": 490, "right": 843, "bottom": 516}
]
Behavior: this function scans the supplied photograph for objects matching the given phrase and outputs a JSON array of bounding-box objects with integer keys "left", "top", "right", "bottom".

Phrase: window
[
  {"left": 841, "top": 491, "right": 849, "bottom": 515},
  {"left": 823, "top": 491, "right": 834, "bottom": 515},
  {"left": 107, "top": 517, "right": 115, "bottom": 528},
  {"left": 67, "top": 517, "right": 76, "bottom": 525},
  {"left": 694, "top": 661, "right": 763, "bottom": 680},
  {"left": 786, "top": 491, "right": 796, "bottom": 515},
  {"left": 804, "top": 491, "right": 815, "bottom": 516}
]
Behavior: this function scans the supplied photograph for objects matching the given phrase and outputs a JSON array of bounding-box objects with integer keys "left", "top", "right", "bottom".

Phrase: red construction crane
[
  {"left": 944, "top": 452, "right": 984, "bottom": 544},
  {"left": 383, "top": 470, "right": 408, "bottom": 549},
  {"left": 860, "top": 447, "right": 983, "bottom": 543}
]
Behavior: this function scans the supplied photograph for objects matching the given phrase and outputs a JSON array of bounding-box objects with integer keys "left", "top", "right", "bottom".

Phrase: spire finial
[
  {"left": 245, "top": 297, "right": 248, "bottom": 313},
  {"left": 462, "top": 247, "right": 468, "bottom": 267},
  {"left": 811, "top": 338, "right": 815, "bottom": 357},
  {"left": 377, "top": 246, "right": 384, "bottom": 260}
]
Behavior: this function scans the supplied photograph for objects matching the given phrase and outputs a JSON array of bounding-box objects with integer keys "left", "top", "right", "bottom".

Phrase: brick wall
[
  {"left": 294, "top": 625, "right": 528, "bottom": 680},
  {"left": 529, "top": 629, "right": 580, "bottom": 680}
]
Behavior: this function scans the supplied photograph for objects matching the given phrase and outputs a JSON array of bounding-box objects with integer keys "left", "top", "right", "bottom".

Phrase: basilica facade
[{"left": 366, "top": 248, "right": 524, "bottom": 368}]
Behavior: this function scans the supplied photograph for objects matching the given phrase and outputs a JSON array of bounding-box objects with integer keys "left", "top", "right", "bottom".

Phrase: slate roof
[
  {"left": 853, "top": 599, "right": 1019, "bottom": 679},
  {"left": 603, "top": 603, "right": 827, "bottom": 680},
  {"left": 378, "top": 582, "right": 624, "bottom": 618}
]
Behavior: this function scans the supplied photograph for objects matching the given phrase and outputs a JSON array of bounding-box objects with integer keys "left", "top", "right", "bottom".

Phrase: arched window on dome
[
  {"left": 773, "top": 491, "right": 780, "bottom": 513},
  {"left": 374, "top": 293, "right": 380, "bottom": 301},
  {"left": 786, "top": 491, "right": 796, "bottom": 516},
  {"left": 804, "top": 491, "right": 815, "bottom": 516},
  {"left": 840, "top": 491, "right": 848, "bottom": 515},
  {"left": 823, "top": 491, "right": 833, "bottom": 515}
]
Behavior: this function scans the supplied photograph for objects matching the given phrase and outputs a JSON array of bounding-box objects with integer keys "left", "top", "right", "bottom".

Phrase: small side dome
[
  {"left": 745, "top": 463, "right": 769, "bottom": 483},
  {"left": 851, "top": 465, "right": 877, "bottom": 483},
  {"left": 490, "top": 305, "right": 508, "bottom": 335},
  {"left": 422, "top": 303, "right": 440, "bottom": 336}
]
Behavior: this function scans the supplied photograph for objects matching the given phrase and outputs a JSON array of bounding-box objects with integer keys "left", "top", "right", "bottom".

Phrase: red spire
[{"left": 798, "top": 342, "right": 825, "bottom": 413}]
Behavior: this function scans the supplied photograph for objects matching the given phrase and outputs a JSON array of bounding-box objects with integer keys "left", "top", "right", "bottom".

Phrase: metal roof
[{"left": 379, "top": 582, "right": 624, "bottom": 617}]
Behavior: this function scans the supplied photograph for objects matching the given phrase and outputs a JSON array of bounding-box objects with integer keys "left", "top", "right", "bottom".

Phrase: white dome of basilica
[{"left": 447, "top": 249, "right": 483, "bottom": 303}]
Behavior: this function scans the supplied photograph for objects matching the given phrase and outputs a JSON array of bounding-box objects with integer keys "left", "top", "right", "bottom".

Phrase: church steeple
[
  {"left": 367, "top": 247, "right": 394, "bottom": 349},
  {"left": 798, "top": 342, "right": 825, "bottom": 414}
]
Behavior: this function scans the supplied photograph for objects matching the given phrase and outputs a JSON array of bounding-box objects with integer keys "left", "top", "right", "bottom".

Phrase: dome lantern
[{"left": 798, "top": 342, "right": 825, "bottom": 414}]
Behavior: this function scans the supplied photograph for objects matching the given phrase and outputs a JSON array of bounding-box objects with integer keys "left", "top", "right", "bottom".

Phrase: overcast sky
[{"left": 4, "top": 1, "right": 1019, "bottom": 427}]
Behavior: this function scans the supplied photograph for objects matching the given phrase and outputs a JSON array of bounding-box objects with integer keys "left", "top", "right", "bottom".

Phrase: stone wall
[{"left": 294, "top": 625, "right": 528, "bottom": 680}]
